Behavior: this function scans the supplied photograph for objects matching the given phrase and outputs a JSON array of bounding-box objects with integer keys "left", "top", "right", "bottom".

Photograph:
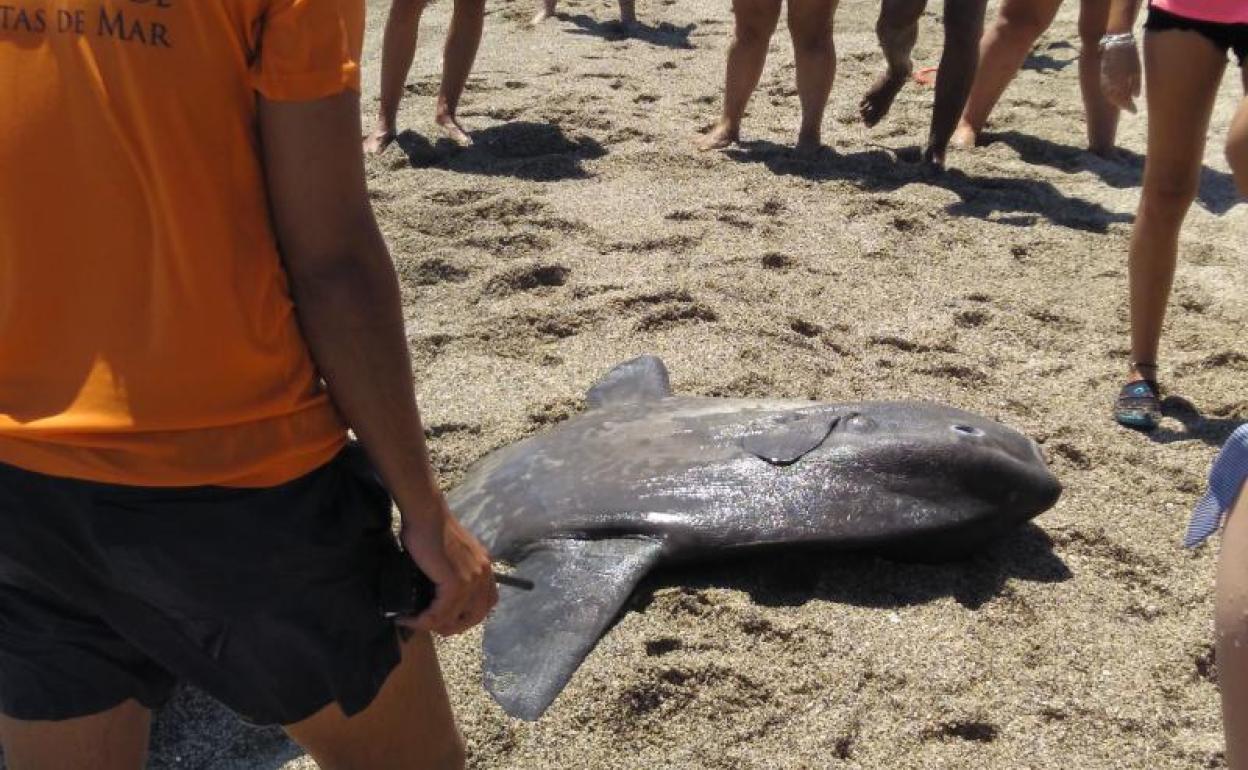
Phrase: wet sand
[{"left": 6, "top": 0, "right": 1246, "bottom": 766}]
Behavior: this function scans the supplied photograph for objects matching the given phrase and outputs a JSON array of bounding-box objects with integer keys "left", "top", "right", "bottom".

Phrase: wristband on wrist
[{"left": 1099, "top": 32, "right": 1137, "bottom": 51}]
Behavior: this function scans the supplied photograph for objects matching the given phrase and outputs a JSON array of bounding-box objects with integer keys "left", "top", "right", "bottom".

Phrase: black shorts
[
  {"left": 1146, "top": 6, "right": 1248, "bottom": 65},
  {"left": 0, "top": 444, "right": 403, "bottom": 725}
]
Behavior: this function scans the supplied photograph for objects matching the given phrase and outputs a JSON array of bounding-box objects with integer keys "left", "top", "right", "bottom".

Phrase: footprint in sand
[
  {"left": 482, "top": 263, "right": 571, "bottom": 297},
  {"left": 407, "top": 257, "right": 471, "bottom": 286}
]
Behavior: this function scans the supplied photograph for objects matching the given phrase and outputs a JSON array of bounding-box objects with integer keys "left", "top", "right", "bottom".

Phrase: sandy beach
[{"left": 6, "top": 0, "right": 1247, "bottom": 766}]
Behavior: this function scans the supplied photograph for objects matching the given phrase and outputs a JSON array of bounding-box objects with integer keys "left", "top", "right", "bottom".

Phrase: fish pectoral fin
[
  {"left": 741, "top": 414, "right": 839, "bottom": 466},
  {"left": 586, "top": 356, "right": 672, "bottom": 409},
  {"left": 483, "top": 536, "right": 664, "bottom": 721}
]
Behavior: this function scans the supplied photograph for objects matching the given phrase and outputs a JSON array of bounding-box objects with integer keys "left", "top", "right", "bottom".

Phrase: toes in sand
[
  {"left": 436, "top": 114, "right": 475, "bottom": 148},
  {"left": 363, "top": 128, "right": 397, "bottom": 155},
  {"left": 696, "top": 121, "right": 739, "bottom": 151}
]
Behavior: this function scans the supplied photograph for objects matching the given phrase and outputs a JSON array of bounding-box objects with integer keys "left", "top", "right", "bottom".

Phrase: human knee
[
  {"left": 1140, "top": 176, "right": 1199, "bottom": 219},
  {"left": 734, "top": 16, "right": 778, "bottom": 45},
  {"left": 791, "top": 26, "right": 833, "bottom": 55},
  {"left": 995, "top": 7, "right": 1050, "bottom": 43}
]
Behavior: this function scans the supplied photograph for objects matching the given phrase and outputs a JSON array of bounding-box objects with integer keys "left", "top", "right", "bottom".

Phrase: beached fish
[{"left": 448, "top": 356, "right": 1061, "bottom": 720}]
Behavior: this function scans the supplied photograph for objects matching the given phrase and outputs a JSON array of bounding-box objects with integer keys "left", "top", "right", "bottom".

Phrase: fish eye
[{"left": 952, "top": 424, "right": 983, "bottom": 437}]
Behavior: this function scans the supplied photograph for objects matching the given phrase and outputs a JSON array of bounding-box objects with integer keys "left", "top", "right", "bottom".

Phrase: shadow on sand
[
  {"left": 723, "top": 141, "right": 1132, "bottom": 232},
  {"left": 985, "top": 131, "right": 1239, "bottom": 214},
  {"left": 1147, "top": 396, "right": 1246, "bottom": 447},
  {"left": 633, "top": 523, "right": 1070, "bottom": 614},
  {"left": 147, "top": 688, "right": 302, "bottom": 770},
  {"left": 563, "top": 14, "right": 696, "bottom": 48},
  {"left": 394, "top": 121, "right": 607, "bottom": 182},
  {"left": 1021, "top": 40, "right": 1078, "bottom": 74}
]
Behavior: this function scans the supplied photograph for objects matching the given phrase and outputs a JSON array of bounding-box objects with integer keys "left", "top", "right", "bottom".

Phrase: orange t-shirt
[{"left": 0, "top": 0, "right": 365, "bottom": 487}]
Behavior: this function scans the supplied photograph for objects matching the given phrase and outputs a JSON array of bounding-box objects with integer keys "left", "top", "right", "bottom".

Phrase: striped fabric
[{"left": 1186, "top": 425, "right": 1248, "bottom": 548}]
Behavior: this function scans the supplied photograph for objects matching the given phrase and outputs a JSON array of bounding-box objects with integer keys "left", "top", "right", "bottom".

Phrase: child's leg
[
  {"left": 858, "top": 0, "right": 925, "bottom": 127},
  {"left": 436, "top": 0, "right": 487, "bottom": 147},
  {"left": 532, "top": 0, "right": 557, "bottom": 24},
  {"left": 365, "top": 0, "right": 428, "bottom": 154},
  {"left": 925, "top": 0, "right": 988, "bottom": 166},
  {"left": 696, "top": 0, "right": 784, "bottom": 150},
  {"left": 1227, "top": 69, "right": 1248, "bottom": 197},
  {"left": 619, "top": 0, "right": 638, "bottom": 26},
  {"left": 787, "top": 0, "right": 839, "bottom": 151},
  {"left": 1125, "top": 30, "right": 1225, "bottom": 384},
  {"left": 1217, "top": 483, "right": 1248, "bottom": 770},
  {"left": 1077, "top": 0, "right": 1120, "bottom": 155},
  {"left": 951, "top": 0, "right": 1061, "bottom": 148}
]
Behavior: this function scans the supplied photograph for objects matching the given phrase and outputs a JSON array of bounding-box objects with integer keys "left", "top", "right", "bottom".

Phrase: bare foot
[
  {"left": 859, "top": 69, "right": 909, "bottom": 128},
  {"left": 363, "top": 127, "right": 397, "bottom": 155},
  {"left": 696, "top": 120, "right": 739, "bottom": 151},
  {"left": 950, "top": 122, "right": 978, "bottom": 150},
  {"left": 921, "top": 145, "right": 946, "bottom": 171},
  {"left": 1087, "top": 142, "right": 1120, "bottom": 160},
  {"left": 796, "top": 131, "right": 823, "bottom": 155},
  {"left": 435, "top": 113, "right": 474, "bottom": 148},
  {"left": 531, "top": 8, "right": 553, "bottom": 22}
]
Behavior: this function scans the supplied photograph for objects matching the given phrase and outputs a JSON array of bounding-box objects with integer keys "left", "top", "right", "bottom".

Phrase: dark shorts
[
  {"left": 0, "top": 444, "right": 403, "bottom": 725},
  {"left": 1146, "top": 6, "right": 1248, "bottom": 65}
]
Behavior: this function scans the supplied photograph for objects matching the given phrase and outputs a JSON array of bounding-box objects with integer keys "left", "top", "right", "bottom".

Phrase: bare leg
[
  {"left": 1227, "top": 69, "right": 1248, "bottom": 196},
  {"left": 285, "top": 632, "right": 465, "bottom": 770},
  {"left": 619, "top": 0, "right": 638, "bottom": 26},
  {"left": 1217, "top": 484, "right": 1248, "bottom": 770},
  {"left": 436, "top": 0, "right": 486, "bottom": 147},
  {"left": 1125, "top": 30, "right": 1225, "bottom": 384},
  {"left": 696, "top": 0, "right": 783, "bottom": 150},
  {"left": 788, "top": 0, "right": 838, "bottom": 151},
  {"left": 532, "top": 0, "right": 557, "bottom": 23},
  {"left": 366, "top": 0, "right": 427, "bottom": 154},
  {"left": 0, "top": 700, "right": 150, "bottom": 770},
  {"left": 951, "top": 0, "right": 1061, "bottom": 148},
  {"left": 1077, "top": 0, "right": 1120, "bottom": 155},
  {"left": 925, "top": 0, "right": 988, "bottom": 166},
  {"left": 859, "top": 0, "right": 924, "bottom": 128}
]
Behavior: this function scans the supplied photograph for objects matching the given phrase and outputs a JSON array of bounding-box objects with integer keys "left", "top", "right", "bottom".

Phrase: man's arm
[{"left": 257, "top": 90, "right": 496, "bottom": 637}]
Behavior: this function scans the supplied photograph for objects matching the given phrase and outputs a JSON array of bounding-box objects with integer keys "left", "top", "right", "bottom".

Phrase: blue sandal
[{"left": 1114, "top": 378, "right": 1162, "bottom": 431}]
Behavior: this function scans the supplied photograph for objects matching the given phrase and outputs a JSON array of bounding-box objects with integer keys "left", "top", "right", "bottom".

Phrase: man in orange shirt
[{"left": 0, "top": 2, "right": 495, "bottom": 768}]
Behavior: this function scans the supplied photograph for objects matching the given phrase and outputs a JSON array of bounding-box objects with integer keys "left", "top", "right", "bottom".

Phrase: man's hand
[
  {"left": 399, "top": 500, "right": 498, "bottom": 636},
  {"left": 1101, "top": 41, "right": 1142, "bottom": 114}
]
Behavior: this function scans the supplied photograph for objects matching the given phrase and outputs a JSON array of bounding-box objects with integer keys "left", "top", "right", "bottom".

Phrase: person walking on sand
[
  {"left": 532, "top": 0, "right": 636, "bottom": 27},
  {"left": 695, "top": 0, "right": 838, "bottom": 153},
  {"left": 364, "top": 0, "right": 486, "bottom": 153},
  {"left": 1100, "top": 0, "right": 1248, "bottom": 429},
  {"left": 0, "top": 2, "right": 496, "bottom": 769},
  {"left": 948, "top": 0, "right": 1122, "bottom": 155},
  {"left": 857, "top": 0, "right": 989, "bottom": 167}
]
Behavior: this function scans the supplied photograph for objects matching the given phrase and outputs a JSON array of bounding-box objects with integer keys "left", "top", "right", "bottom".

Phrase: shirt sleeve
[{"left": 250, "top": 0, "right": 365, "bottom": 101}]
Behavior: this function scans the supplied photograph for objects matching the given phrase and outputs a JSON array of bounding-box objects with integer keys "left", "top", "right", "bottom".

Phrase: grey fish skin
[
  {"left": 447, "top": 356, "right": 1061, "bottom": 720},
  {"left": 452, "top": 399, "right": 1058, "bottom": 561}
]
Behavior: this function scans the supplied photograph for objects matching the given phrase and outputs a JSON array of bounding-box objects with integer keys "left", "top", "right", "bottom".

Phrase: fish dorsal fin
[
  {"left": 742, "top": 414, "right": 838, "bottom": 466},
  {"left": 586, "top": 356, "right": 672, "bottom": 409},
  {"left": 483, "top": 536, "right": 664, "bottom": 720}
]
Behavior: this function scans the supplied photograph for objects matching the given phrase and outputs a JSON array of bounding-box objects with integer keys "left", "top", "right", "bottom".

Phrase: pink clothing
[{"left": 1152, "top": 0, "right": 1248, "bottom": 25}]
